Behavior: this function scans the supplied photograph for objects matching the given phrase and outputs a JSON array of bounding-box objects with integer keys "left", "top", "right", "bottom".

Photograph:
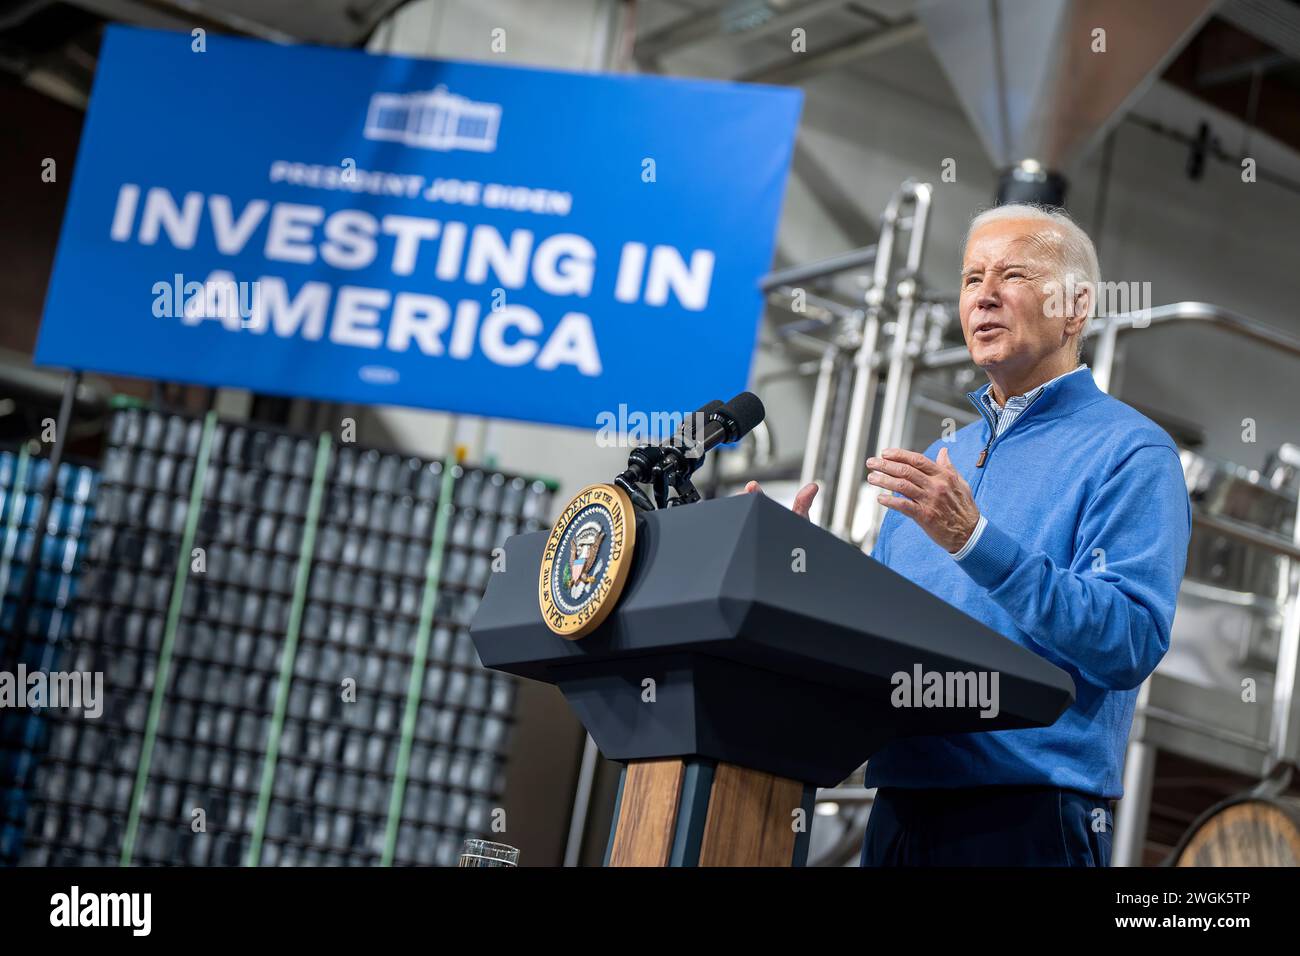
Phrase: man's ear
[{"left": 1065, "top": 281, "right": 1092, "bottom": 335}]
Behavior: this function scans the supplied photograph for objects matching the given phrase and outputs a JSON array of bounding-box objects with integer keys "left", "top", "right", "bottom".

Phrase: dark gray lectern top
[{"left": 471, "top": 491, "right": 1074, "bottom": 786}]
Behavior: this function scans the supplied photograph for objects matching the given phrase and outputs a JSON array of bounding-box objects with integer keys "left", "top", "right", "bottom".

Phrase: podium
[{"left": 470, "top": 490, "right": 1075, "bottom": 866}]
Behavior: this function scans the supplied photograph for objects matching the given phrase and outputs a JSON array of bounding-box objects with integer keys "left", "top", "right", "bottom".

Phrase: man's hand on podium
[{"left": 743, "top": 480, "right": 819, "bottom": 519}]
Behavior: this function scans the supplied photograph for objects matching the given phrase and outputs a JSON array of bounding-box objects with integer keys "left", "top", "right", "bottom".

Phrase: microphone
[
  {"left": 614, "top": 393, "right": 765, "bottom": 510},
  {"left": 614, "top": 399, "right": 723, "bottom": 512},
  {"left": 685, "top": 391, "right": 765, "bottom": 463}
]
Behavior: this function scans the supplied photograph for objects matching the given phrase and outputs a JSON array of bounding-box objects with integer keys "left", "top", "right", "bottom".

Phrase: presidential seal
[{"left": 539, "top": 483, "right": 635, "bottom": 639}]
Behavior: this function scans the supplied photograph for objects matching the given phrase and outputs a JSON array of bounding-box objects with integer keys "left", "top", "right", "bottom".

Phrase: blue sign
[{"left": 35, "top": 26, "right": 802, "bottom": 430}]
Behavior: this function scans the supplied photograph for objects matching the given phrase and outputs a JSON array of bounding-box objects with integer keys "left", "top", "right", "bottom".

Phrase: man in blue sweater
[{"left": 747, "top": 204, "right": 1191, "bottom": 865}]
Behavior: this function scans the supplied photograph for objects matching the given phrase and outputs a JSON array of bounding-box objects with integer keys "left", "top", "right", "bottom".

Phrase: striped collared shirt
[{"left": 950, "top": 364, "right": 1090, "bottom": 559}]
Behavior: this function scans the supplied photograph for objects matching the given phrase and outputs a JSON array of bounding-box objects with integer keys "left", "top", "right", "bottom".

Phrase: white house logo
[
  {"left": 364, "top": 86, "right": 501, "bottom": 153},
  {"left": 359, "top": 364, "right": 400, "bottom": 385}
]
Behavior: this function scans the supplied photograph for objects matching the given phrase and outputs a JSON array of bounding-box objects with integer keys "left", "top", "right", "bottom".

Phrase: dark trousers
[{"left": 860, "top": 785, "right": 1114, "bottom": 866}]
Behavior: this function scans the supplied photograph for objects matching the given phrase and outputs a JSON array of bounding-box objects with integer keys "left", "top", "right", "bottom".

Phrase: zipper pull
[{"left": 976, "top": 446, "right": 989, "bottom": 468}]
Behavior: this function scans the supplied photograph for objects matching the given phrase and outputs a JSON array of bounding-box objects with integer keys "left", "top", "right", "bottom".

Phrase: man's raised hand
[{"left": 865, "top": 446, "right": 980, "bottom": 552}]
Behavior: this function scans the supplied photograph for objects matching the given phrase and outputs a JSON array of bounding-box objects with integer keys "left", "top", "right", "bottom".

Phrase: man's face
[{"left": 959, "top": 218, "right": 1080, "bottom": 374}]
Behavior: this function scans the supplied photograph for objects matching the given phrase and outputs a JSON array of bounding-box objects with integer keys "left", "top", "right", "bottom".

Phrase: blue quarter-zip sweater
[{"left": 864, "top": 367, "right": 1191, "bottom": 799}]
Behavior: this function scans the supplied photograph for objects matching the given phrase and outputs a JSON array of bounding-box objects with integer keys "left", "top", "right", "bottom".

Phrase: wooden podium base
[{"left": 604, "top": 758, "right": 815, "bottom": 867}]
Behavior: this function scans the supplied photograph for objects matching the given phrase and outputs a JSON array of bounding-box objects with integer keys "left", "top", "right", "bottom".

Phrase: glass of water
[{"left": 458, "top": 839, "right": 519, "bottom": 867}]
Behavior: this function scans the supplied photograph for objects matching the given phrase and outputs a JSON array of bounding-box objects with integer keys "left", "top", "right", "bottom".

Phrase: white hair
[{"left": 965, "top": 204, "right": 1101, "bottom": 354}]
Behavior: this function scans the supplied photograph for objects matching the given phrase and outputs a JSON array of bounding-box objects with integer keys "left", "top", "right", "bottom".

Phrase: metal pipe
[
  {"left": 77, "top": 0, "right": 298, "bottom": 43},
  {"left": 801, "top": 346, "right": 840, "bottom": 527},
  {"left": 0, "top": 352, "right": 108, "bottom": 417},
  {"left": 1266, "top": 481, "right": 1300, "bottom": 770},
  {"left": 1139, "top": 705, "right": 1272, "bottom": 752},
  {"left": 1113, "top": 747, "right": 1154, "bottom": 866},
  {"left": 635, "top": 0, "right": 853, "bottom": 64},
  {"left": 919, "top": 301, "right": 1300, "bottom": 370},
  {"left": 1193, "top": 511, "right": 1300, "bottom": 563},
  {"left": 829, "top": 313, "right": 882, "bottom": 539},
  {"left": 1179, "top": 577, "right": 1284, "bottom": 613},
  {"left": 0, "top": 0, "right": 54, "bottom": 31},
  {"left": 857, "top": 305, "right": 914, "bottom": 546},
  {"left": 767, "top": 286, "right": 861, "bottom": 323},
  {"left": 1091, "top": 313, "right": 1119, "bottom": 394},
  {"left": 1113, "top": 679, "right": 1156, "bottom": 867},
  {"left": 754, "top": 359, "right": 823, "bottom": 385},
  {"left": 887, "top": 193, "right": 933, "bottom": 448},
  {"left": 761, "top": 246, "right": 878, "bottom": 292},
  {"left": 747, "top": 420, "right": 775, "bottom": 472},
  {"left": 1197, "top": 51, "right": 1289, "bottom": 89},
  {"left": 909, "top": 394, "right": 979, "bottom": 427},
  {"left": 853, "top": 183, "right": 932, "bottom": 551},
  {"left": 563, "top": 734, "right": 601, "bottom": 867},
  {"left": 741, "top": 18, "right": 925, "bottom": 85},
  {"left": 828, "top": 198, "right": 899, "bottom": 540}
]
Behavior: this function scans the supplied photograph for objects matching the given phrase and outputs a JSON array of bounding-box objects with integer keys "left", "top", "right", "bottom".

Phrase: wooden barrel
[{"left": 1173, "top": 796, "right": 1300, "bottom": 866}]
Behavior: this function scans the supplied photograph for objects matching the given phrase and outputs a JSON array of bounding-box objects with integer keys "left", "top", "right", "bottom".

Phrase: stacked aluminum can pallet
[
  {"left": 16, "top": 406, "right": 551, "bottom": 866},
  {"left": 0, "top": 449, "right": 98, "bottom": 865}
]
